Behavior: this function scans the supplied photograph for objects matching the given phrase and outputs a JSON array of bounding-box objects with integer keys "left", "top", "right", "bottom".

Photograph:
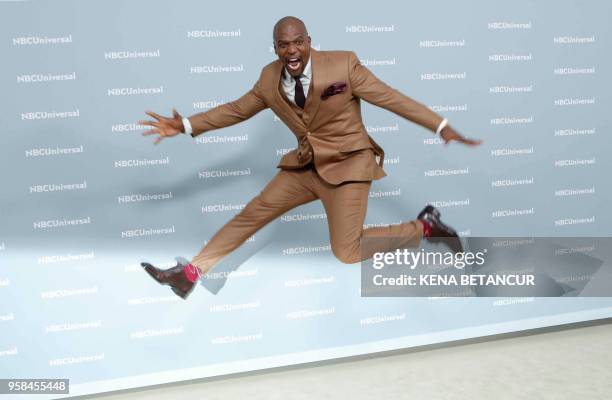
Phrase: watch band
[
  {"left": 182, "top": 117, "right": 193, "bottom": 135},
  {"left": 436, "top": 118, "right": 448, "bottom": 135}
]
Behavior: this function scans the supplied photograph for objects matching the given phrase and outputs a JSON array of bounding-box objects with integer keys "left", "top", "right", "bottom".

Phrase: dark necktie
[{"left": 294, "top": 75, "right": 306, "bottom": 109}]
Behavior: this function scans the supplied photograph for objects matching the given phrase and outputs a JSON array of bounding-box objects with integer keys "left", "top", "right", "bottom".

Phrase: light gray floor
[{"left": 85, "top": 321, "right": 612, "bottom": 400}]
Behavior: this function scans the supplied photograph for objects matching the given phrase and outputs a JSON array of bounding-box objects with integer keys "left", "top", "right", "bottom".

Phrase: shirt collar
[{"left": 283, "top": 55, "right": 312, "bottom": 81}]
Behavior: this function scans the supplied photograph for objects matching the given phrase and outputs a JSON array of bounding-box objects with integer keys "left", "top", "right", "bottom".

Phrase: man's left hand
[{"left": 440, "top": 125, "right": 482, "bottom": 147}]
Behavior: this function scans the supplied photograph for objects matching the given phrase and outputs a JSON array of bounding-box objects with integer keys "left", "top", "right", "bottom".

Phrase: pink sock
[
  {"left": 421, "top": 220, "right": 433, "bottom": 237},
  {"left": 183, "top": 263, "right": 201, "bottom": 283}
]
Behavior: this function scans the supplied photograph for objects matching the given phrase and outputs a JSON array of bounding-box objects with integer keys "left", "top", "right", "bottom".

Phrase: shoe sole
[
  {"left": 172, "top": 286, "right": 191, "bottom": 300},
  {"left": 141, "top": 263, "right": 165, "bottom": 285}
]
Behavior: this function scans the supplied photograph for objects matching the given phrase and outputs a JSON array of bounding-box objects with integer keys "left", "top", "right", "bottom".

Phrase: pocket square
[{"left": 321, "top": 82, "right": 347, "bottom": 100}]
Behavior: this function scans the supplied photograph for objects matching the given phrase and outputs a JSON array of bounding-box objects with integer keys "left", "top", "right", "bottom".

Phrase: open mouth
[{"left": 286, "top": 57, "right": 302, "bottom": 71}]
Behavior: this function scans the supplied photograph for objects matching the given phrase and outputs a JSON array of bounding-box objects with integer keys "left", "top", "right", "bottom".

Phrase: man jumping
[{"left": 138, "top": 16, "right": 482, "bottom": 299}]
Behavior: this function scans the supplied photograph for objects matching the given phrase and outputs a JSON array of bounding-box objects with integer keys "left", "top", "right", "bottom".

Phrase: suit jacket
[{"left": 189, "top": 48, "right": 443, "bottom": 185}]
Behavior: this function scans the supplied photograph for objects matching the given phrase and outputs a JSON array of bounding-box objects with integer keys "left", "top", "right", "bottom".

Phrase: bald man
[{"left": 139, "top": 16, "right": 481, "bottom": 299}]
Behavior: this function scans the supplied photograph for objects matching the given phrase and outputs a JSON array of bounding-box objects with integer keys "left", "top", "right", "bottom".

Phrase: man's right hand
[{"left": 139, "top": 109, "right": 185, "bottom": 145}]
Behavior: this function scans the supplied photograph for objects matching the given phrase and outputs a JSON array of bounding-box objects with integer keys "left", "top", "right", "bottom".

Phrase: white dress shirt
[{"left": 280, "top": 55, "right": 312, "bottom": 106}]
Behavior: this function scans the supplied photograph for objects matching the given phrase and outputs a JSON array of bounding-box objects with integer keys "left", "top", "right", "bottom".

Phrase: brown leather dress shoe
[
  {"left": 140, "top": 260, "right": 197, "bottom": 299},
  {"left": 417, "top": 205, "right": 463, "bottom": 253}
]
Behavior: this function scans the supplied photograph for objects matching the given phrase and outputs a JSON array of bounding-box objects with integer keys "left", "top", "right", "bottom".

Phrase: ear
[
  {"left": 307, "top": 36, "right": 311, "bottom": 44},
  {"left": 273, "top": 42, "right": 278, "bottom": 55}
]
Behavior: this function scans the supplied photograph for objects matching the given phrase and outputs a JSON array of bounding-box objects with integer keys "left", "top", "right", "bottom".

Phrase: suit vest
[
  {"left": 278, "top": 79, "right": 315, "bottom": 166},
  {"left": 277, "top": 78, "right": 312, "bottom": 118}
]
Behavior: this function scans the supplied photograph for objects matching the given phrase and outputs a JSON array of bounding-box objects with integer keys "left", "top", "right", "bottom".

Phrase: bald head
[
  {"left": 273, "top": 16, "right": 312, "bottom": 78},
  {"left": 273, "top": 16, "right": 308, "bottom": 42}
]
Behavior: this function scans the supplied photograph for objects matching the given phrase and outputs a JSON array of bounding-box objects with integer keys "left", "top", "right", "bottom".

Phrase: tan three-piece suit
[{"left": 188, "top": 49, "right": 444, "bottom": 272}]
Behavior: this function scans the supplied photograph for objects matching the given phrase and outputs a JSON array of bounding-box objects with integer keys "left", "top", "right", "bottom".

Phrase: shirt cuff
[
  {"left": 435, "top": 118, "right": 448, "bottom": 135},
  {"left": 182, "top": 117, "right": 193, "bottom": 135}
]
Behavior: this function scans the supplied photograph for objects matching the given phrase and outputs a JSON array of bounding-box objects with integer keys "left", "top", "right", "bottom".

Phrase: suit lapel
[
  {"left": 303, "top": 49, "right": 327, "bottom": 127},
  {"left": 268, "top": 60, "right": 305, "bottom": 129}
]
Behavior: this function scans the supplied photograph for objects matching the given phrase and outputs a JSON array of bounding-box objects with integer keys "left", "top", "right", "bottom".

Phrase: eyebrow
[{"left": 276, "top": 35, "right": 304, "bottom": 44}]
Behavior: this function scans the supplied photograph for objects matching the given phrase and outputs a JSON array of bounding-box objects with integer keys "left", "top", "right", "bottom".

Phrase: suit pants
[{"left": 190, "top": 163, "right": 424, "bottom": 273}]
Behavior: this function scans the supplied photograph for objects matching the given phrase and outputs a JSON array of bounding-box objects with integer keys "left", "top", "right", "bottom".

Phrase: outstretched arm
[
  {"left": 187, "top": 79, "right": 267, "bottom": 137},
  {"left": 348, "top": 51, "right": 481, "bottom": 146},
  {"left": 139, "top": 79, "right": 268, "bottom": 145}
]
